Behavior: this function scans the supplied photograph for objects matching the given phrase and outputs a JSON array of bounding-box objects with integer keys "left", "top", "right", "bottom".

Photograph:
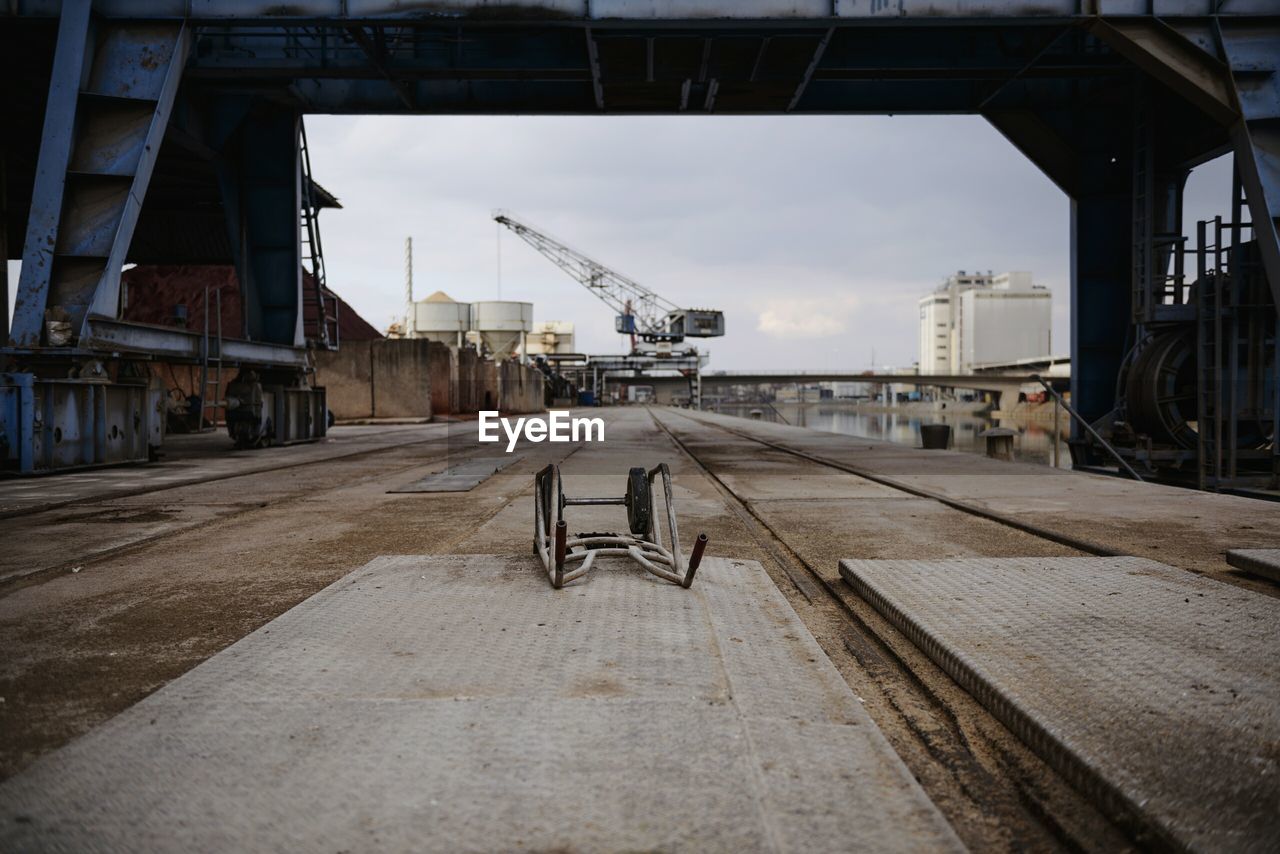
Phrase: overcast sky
[
  {"left": 304, "top": 113, "right": 1229, "bottom": 371},
  {"left": 7, "top": 114, "right": 1230, "bottom": 371}
]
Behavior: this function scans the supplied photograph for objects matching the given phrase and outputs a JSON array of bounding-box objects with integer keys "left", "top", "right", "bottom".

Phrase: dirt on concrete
[{"left": 0, "top": 408, "right": 1191, "bottom": 853}]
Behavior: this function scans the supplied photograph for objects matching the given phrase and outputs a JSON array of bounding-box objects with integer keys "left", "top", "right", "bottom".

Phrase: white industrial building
[
  {"left": 918, "top": 270, "right": 1051, "bottom": 374},
  {"left": 524, "top": 321, "right": 577, "bottom": 356}
]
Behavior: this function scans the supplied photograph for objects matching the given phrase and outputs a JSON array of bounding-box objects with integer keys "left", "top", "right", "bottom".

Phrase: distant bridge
[
  {"left": 698, "top": 371, "right": 1068, "bottom": 395},
  {"left": 620, "top": 370, "right": 1068, "bottom": 408}
]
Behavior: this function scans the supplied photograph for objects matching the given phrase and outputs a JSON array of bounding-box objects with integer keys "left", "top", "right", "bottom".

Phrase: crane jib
[{"left": 492, "top": 210, "right": 725, "bottom": 347}]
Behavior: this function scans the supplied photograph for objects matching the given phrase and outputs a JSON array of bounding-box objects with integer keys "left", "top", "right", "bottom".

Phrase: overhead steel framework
[{"left": 2, "top": 1, "right": 1278, "bottom": 482}]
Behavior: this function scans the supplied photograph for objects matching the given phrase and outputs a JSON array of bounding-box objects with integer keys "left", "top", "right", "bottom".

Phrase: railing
[{"left": 1029, "top": 375, "right": 1143, "bottom": 482}]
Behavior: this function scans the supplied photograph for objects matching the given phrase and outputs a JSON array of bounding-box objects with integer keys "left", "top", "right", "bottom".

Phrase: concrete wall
[
  {"left": 315, "top": 339, "right": 432, "bottom": 420},
  {"left": 371, "top": 338, "right": 434, "bottom": 418},
  {"left": 427, "top": 340, "right": 452, "bottom": 416},
  {"left": 315, "top": 340, "right": 375, "bottom": 419},
  {"left": 453, "top": 347, "right": 489, "bottom": 414},
  {"left": 497, "top": 359, "right": 544, "bottom": 413},
  {"left": 317, "top": 341, "right": 545, "bottom": 420}
]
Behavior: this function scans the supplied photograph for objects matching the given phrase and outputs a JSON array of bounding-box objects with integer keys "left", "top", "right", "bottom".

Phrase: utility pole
[{"left": 404, "top": 236, "right": 413, "bottom": 336}]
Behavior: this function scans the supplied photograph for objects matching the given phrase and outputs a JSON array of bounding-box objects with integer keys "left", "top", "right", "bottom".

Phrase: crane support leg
[{"left": 10, "top": 4, "right": 188, "bottom": 346}]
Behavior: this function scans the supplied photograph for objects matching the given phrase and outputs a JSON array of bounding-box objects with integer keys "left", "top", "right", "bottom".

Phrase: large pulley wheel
[
  {"left": 1124, "top": 330, "right": 1198, "bottom": 448},
  {"left": 624, "top": 467, "right": 651, "bottom": 535},
  {"left": 1125, "top": 329, "right": 1274, "bottom": 450}
]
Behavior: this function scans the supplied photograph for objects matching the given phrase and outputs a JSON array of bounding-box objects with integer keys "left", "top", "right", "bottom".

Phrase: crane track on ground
[
  {"left": 0, "top": 444, "right": 465, "bottom": 596},
  {"left": 0, "top": 427, "right": 455, "bottom": 521},
  {"left": 656, "top": 406, "right": 1120, "bottom": 558},
  {"left": 646, "top": 406, "right": 1130, "bottom": 853}
]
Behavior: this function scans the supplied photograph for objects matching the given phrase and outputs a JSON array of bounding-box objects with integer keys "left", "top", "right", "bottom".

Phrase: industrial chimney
[{"left": 404, "top": 236, "right": 413, "bottom": 336}]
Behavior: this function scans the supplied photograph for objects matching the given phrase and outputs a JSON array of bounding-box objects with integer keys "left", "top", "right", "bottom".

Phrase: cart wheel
[
  {"left": 539, "top": 465, "right": 560, "bottom": 536},
  {"left": 625, "top": 467, "right": 651, "bottom": 534}
]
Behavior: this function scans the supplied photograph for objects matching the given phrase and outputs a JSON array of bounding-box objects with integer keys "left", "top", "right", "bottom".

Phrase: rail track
[
  {"left": 0, "top": 425, "right": 454, "bottom": 521},
  {"left": 0, "top": 430, "right": 459, "bottom": 593},
  {"left": 657, "top": 407, "right": 1123, "bottom": 558},
  {"left": 647, "top": 406, "right": 1135, "bottom": 853}
]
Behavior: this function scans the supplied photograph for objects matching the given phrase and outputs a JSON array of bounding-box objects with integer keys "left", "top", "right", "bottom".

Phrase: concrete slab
[
  {"left": 0, "top": 554, "right": 962, "bottom": 853},
  {"left": 388, "top": 456, "right": 517, "bottom": 493},
  {"left": 838, "top": 555, "right": 1280, "bottom": 852},
  {"left": 1227, "top": 549, "right": 1280, "bottom": 583}
]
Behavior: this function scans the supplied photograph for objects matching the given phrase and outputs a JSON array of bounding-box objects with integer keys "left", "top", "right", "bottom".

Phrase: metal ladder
[
  {"left": 199, "top": 287, "right": 223, "bottom": 432},
  {"left": 300, "top": 121, "right": 336, "bottom": 349},
  {"left": 1195, "top": 218, "right": 1223, "bottom": 490},
  {"left": 1131, "top": 91, "right": 1154, "bottom": 325}
]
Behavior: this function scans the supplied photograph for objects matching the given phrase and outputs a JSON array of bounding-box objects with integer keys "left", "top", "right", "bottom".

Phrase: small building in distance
[
  {"left": 524, "top": 321, "right": 576, "bottom": 357},
  {"left": 917, "top": 270, "right": 1051, "bottom": 374}
]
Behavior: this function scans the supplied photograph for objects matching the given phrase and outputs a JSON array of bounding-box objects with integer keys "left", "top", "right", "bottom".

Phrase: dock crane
[{"left": 493, "top": 211, "right": 725, "bottom": 353}]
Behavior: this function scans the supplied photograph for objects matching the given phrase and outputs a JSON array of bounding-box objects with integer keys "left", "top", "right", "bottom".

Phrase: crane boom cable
[{"left": 492, "top": 210, "right": 679, "bottom": 338}]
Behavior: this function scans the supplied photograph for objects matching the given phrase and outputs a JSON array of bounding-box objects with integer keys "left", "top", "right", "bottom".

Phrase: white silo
[
  {"left": 411, "top": 291, "right": 471, "bottom": 346},
  {"left": 471, "top": 300, "right": 533, "bottom": 358}
]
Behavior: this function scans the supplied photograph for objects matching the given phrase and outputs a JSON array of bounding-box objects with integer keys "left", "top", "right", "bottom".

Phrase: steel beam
[
  {"left": 4, "top": 1, "right": 1275, "bottom": 21},
  {"left": 81, "top": 316, "right": 308, "bottom": 367},
  {"left": 1219, "top": 24, "right": 1280, "bottom": 307},
  {"left": 1091, "top": 18, "right": 1236, "bottom": 126},
  {"left": 1230, "top": 122, "right": 1280, "bottom": 304},
  {"left": 787, "top": 27, "right": 832, "bottom": 113},
  {"left": 1072, "top": 193, "right": 1132, "bottom": 439},
  {"left": 1, "top": 150, "right": 8, "bottom": 340},
  {"left": 346, "top": 25, "right": 416, "bottom": 111},
  {"left": 983, "top": 108, "right": 1081, "bottom": 196},
  {"left": 10, "top": 10, "right": 188, "bottom": 347},
  {"left": 586, "top": 28, "right": 605, "bottom": 110},
  {"left": 227, "top": 109, "right": 304, "bottom": 347},
  {"left": 83, "top": 23, "right": 191, "bottom": 330},
  {"left": 1093, "top": 17, "right": 1280, "bottom": 307},
  {"left": 10, "top": 0, "right": 92, "bottom": 346}
]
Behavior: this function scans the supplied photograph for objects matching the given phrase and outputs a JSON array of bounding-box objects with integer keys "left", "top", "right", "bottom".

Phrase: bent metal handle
[
  {"left": 683, "top": 533, "right": 709, "bottom": 588},
  {"left": 554, "top": 521, "right": 567, "bottom": 589},
  {"left": 534, "top": 463, "right": 706, "bottom": 589}
]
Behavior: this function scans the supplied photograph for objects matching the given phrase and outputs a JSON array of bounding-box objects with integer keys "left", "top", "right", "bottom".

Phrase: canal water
[{"left": 716, "top": 401, "right": 1071, "bottom": 469}]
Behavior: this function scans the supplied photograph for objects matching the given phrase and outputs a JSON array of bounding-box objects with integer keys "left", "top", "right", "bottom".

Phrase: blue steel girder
[
  {"left": 177, "top": 21, "right": 1134, "bottom": 116},
  {"left": 4, "top": 1, "right": 1279, "bottom": 20},
  {"left": 9, "top": 3, "right": 189, "bottom": 348},
  {"left": 220, "top": 107, "right": 304, "bottom": 348},
  {"left": 1089, "top": 17, "right": 1280, "bottom": 307},
  {"left": 246, "top": 110, "right": 305, "bottom": 348},
  {"left": 986, "top": 86, "right": 1136, "bottom": 435},
  {"left": 1220, "top": 24, "right": 1280, "bottom": 301},
  {"left": 5, "top": 1, "right": 1279, "bottom": 436}
]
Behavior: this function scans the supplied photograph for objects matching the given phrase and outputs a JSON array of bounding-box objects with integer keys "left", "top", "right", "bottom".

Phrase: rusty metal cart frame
[{"left": 534, "top": 463, "right": 707, "bottom": 589}]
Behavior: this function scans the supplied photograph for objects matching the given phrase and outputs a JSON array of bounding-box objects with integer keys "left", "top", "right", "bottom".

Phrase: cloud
[
  {"left": 756, "top": 296, "right": 858, "bottom": 339},
  {"left": 3, "top": 117, "right": 1235, "bottom": 369},
  {"left": 283, "top": 114, "right": 1223, "bottom": 370}
]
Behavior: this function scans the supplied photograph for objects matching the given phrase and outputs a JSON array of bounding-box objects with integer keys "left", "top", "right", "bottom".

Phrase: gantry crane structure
[
  {"left": 493, "top": 211, "right": 724, "bottom": 353},
  {"left": 4, "top": 3, "right": 1279, "bottom": 485}
]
